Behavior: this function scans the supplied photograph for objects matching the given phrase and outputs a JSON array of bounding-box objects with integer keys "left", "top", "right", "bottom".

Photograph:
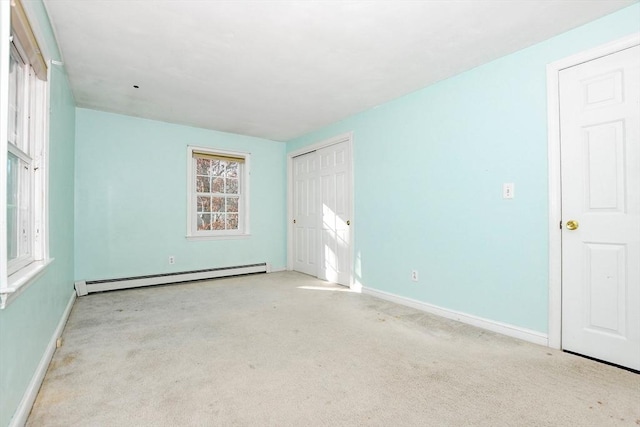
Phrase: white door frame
[
  {"left": 287, "top": 132, "right": 354, "bottom": 286},
  {"left": 546, "top": 33, "right": 640, "bottom": 349}
]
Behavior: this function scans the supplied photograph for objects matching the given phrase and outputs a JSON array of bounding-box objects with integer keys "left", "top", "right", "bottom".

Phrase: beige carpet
[{"left": 28, "top": 272, "right": 639, "bottom": 426}]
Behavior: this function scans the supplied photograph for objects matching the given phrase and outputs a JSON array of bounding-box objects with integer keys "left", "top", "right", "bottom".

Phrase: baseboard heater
[{"left": 74, "top": 263, "right": 269, "bottom": 296}]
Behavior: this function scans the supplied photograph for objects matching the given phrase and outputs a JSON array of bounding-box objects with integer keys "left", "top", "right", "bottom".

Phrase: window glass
[
  {"left": 195, "top": 159, "right": 241, "bottom": 231},
  {"left": 189, "top": 149, "right": 248, "bottom": 237},
  {"left": 8, "top": 45, "right": 25, "bottom": 149},
  {"left": 6, "top": 152, "right": 19, "bottom": 261}
]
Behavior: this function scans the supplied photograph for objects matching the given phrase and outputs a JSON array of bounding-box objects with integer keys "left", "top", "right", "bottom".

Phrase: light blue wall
[
  {"left": 0, "top": 3, "right": 76, "bottom": 425},
  {"left": 288, "top": 4, "right": 640, "bottom": 334},
  {"left": 74, "top": 109, "right": 287, "bottom": 281}
]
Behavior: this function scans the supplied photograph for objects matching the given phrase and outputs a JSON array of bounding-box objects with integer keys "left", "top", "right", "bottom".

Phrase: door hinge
[{"left": 559, "top": 220, "right": 562, "bottom": 230}]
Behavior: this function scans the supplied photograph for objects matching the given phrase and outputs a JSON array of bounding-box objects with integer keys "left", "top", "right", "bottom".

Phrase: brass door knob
[{"left": 566, "top": 220, "right": 579, "bottom": 230}]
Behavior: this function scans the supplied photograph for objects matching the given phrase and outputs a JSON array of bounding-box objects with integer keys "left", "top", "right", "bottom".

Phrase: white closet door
[
  {"left": 292, "top": 152, "right": 318, "bottom": 277},
  {"left": 292, "top": 141, "right": 352, "bottom": 286},
  {"left": 318, "top": 142, "right": 351, "bottom": 285}
]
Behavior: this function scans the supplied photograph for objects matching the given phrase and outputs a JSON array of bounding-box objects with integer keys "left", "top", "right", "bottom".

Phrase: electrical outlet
[
  {"left": 411, "top": 270, "right": 418, "bottom": 282},
  {"left": 503, "top": 183, "right": 515, "bottom": 199},
  {"left": 169, "top": 256, "right": 175, "bottom": 265}
]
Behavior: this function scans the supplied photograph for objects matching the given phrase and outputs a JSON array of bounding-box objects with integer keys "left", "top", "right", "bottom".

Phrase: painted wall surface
[
  {"left": 288, "top": 4, "right": 640, "bottom": 334},
  {"left": 0, "top": 3, "right": 76, "bottom": 425},
  {"left": 74, "top": 109, "right": 287, "bottom": 281}
]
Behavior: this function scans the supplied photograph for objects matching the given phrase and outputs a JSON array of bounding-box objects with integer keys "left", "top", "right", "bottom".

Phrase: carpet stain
[
  {"left": 37, "top": 388, "right": 76, "bottom": 405},
  {"left": 50, "top": 354, "right": 76, "bottom": 370}
]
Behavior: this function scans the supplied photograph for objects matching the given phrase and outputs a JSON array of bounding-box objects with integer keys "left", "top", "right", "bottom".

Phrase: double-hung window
[
  {"left": 1, "top": 0, "right": 49, "bottom": 308},
  {"left": 8, "top": 42, "right": 33, "bottom": 273},
  {"left": 187, "top": 147, "right": 250, "bottom": 239}
]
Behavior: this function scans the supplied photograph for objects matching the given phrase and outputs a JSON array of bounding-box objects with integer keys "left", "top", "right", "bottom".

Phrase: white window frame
[
  {"left": 0, "top": 0, "right": 52, "bottom": 309},
  {"left": 186, "top": 146, "right": 250, "bottom": 240},
  {"left": 8, "top": 41, "right": 34, "bottom": 275}
]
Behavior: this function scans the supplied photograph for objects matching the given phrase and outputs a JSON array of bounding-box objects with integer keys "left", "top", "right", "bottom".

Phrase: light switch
[{"left": 503, "top": 183, "right": 515, "bottom": 199}]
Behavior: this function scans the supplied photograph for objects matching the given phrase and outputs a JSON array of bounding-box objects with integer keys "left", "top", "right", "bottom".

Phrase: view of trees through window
[{"left": 195, "top": 158, "right": 240, "bottom": 231}]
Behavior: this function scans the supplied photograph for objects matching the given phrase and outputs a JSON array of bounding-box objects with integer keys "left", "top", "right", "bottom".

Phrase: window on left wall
[{"left": 1, "top": 0, "right": 50, "bottom": 308}]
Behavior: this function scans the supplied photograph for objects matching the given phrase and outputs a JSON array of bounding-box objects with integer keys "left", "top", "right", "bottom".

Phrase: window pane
[
  {"left": 8, "top": 47, "right": 25, "bottom": 147},
  {"left": 196, "top": 158, "right": 210, "bottom": 175},
  {"left": 227, "top": 197, "right": 239, "bottom": 213},
  {"left": 6, "top": 151, "right": 31, "bottom": 264},
  {"left": 211, "top": 197, "right": 224, "bottom": 212},
  {"left": 225, "top": 162, "right": 239, "bottom": 178},
  {"left": 18, "top": 160, "right": 30, "bottom": 254},
  {"left": 212, "top": 213, "right": 225, "bottom": 230},
  {"left": 197, "top": 213, "right": 211, "bottom": 231},
  {"left": 7, "top": 152, "right": 19, "bottom": 260},
  {"left": 226, "top": 214, "right": 239, "bottom": 230},
  {"left": 211, "top": 177, "right": 224, "bottom": 193},
  {"left": 211, "top": 160, "right": 225, "bottom": 177},
  {"left": 196, "top": 176, "right": 210, "bottom": 193},
  {"left": 197, "top": 196, "right": 211, "bottom": 212},
  {"left": 226, "top": 178, "right": 238, "bottom": 194}
]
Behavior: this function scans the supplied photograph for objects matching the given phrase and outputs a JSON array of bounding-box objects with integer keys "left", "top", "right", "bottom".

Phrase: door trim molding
[
  {"left": 286, "top": 132, "right": 354, "bottom": 286},
  {"left": 546, "top": 33, "right": 640, "bottom": 350}
]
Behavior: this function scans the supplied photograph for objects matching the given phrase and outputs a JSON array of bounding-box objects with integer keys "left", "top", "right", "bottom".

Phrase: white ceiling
[{"left": 43, "top": 0, "right": 636, "bottom": 142}]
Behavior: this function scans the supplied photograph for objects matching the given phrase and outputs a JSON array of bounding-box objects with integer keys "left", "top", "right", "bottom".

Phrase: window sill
[
  {"left": 1, "top": 258, "right": 54, "bottom": 309},
  {"left": 186, "top": 234, "right": 251, "bottom": 241}
]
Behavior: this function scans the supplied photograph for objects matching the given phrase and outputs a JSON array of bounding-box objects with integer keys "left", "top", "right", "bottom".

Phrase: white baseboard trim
[
  {"left": 9, "top": 290, "right": 76, "bottom": 427},
  {"left": 362, "top": 287, "right": 549, "bottom": 347},
  {"left": 268, "top": 267, "right": 287, "bottom": 273}
]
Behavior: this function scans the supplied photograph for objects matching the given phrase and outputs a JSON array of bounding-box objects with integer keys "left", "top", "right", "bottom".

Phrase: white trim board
[
  {"left": 287, "top": 131, "right": 354, "bottom": 158},
  {"left": 9, "top": 290, "right": 76, "bottom": 427},
  {"left": 546, "top": 33, "right": 640, "bottom": 350},
  {"left": 363, "top": 287, "right": 548, "bottom": 346}
]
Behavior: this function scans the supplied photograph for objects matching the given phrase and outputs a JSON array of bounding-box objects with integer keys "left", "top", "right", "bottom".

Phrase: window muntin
[{"left": 188, "top": 148, "right": 249, "bottom": 238}]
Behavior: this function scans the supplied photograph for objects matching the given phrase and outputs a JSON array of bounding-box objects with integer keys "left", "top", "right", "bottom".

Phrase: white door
[
  {"left": 318, "top": 142, "right": 351, "bottom": 284},
  {"left": 293, "top": 152, "right": 318, "bottom": 277},
  {"left": 559, "top": 45, "right": 640, "bottom": 370},
  {"left": 292, "top": 140, "right": 352, "bottom": 286}
]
